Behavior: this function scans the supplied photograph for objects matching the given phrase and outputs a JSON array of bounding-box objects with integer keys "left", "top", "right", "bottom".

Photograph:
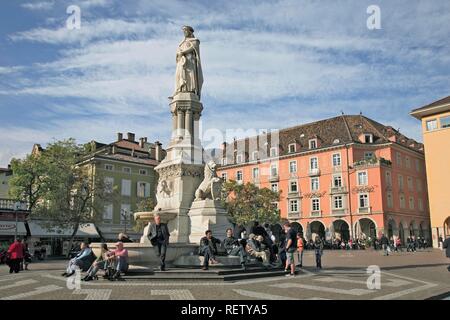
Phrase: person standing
[
  {"left": 380, "top": 234, "right": 389, "bottom": 256},
  {"left": 7, "top": 238, "right": 24, "bottom": 274},
  {"left": 296, "top": 232, "right": 305, "bottom": 268},
  {"left": 283, "top": 222, "right": 297, "bottom": 277},
  {"left": 148, "top": 213, "right": 170, "bottom": 271},
  {"left": 313, "top": 236, "right": 324, "bottom": 269},
  {"left": 442, "top": 235, "right": 450, "bottom": 272}
]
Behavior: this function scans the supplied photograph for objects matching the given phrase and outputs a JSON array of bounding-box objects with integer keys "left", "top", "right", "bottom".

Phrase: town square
[{"left": 0, "top": 0, "right": 449, "bottom": 308}]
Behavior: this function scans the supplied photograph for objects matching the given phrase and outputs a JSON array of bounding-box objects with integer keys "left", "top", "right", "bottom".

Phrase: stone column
[
  {"left": 185, "top": 109, "right": 193, "bottom": 141},
  {"left": 177, "top": 109, "right": 185, "bottom": 139},
  {"left": 171, "top": 112, "right": 178, "bottom": 139}
]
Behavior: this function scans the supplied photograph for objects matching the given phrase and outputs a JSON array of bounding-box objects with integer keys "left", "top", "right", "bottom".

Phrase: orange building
[
  {"left": 217, "top": 115, "right": 431, "bottom": 243},
  {"left": 411, "top": 96, "right": 450, "bottom": 247}
]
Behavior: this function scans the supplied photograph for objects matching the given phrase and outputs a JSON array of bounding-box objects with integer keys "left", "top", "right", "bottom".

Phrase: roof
[
  {"left": 95, "top": 153, "right": 160, "bottom": 166},
  {"left": 410, "top": 95, "right": 450, "bottom": 119},
  {"left": 221, "top": 114, "right": 423, "bottom": 164}
]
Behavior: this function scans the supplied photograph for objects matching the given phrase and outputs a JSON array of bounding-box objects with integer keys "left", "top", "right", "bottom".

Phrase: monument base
[{"left": 188, "top": 199, "right": 232, "bottom": 244}]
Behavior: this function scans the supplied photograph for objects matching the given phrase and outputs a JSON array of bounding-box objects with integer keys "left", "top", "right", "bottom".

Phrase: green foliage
[
  {"left": 221, "top": 180, "right": 281, "bottom": 226},
  {"left": 132, "top": 198, "right": 156, "bottom": 232}
]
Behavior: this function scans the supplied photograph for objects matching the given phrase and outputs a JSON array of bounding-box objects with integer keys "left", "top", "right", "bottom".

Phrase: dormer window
[
  {"left": 364, "top": 134, "right": 373, "bottom": 143},
  {"left": 236, "top": 153, "right": 244, "bottom": 164},
  {"left": 333, "top": 139, "right": 340, "bottom": 144},
  {"left": 270, "top": 147, "right": 278, "bottom": 157},
  {"left": 288, "top": 143, "right": 296, "bottom": 153},
  {"left": 309, "top": 139, "right": 317, "bottom": 149}
]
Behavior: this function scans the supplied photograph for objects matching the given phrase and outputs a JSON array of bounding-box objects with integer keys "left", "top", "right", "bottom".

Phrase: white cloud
[{"left": 21, "top": 1, "right": 55, "bottom": 11}]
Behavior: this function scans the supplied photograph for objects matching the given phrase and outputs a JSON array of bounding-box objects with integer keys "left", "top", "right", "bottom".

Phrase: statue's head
[
  {"left": 206, "top": 160, "right": 217, "bottom": 172},
  {"left": 182, "top": 25, "right": 194, "bottom": 38}
]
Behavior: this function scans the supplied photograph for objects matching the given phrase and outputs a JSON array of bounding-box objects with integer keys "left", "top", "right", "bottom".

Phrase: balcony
[
  {"left": 287, "top": 191, "right": 301, "bottom": 199},
  {"left": 332, "top": 165, "right": 342, "bottom": 173},
  {"left": 288, "top": 211, "right": 301, "bottom": 219},
  {"left": 308, "top": 168, "right": 321, "bottom": 176},
  {"left": 310, "top": 210, "right": 322, "bottom": 217},
  {"left": 358, "top": 206, "right": 372, "bottom": 214},
  {"left": 331, "top": 208, "right": 348, "bottom": 216},
  {"left": 353, "top": 157, "right": 392, "bottom": 169},
  {"left": 269, "top": 174, "right": 279, "bottom": 182},
  {"left": 329, "top": 186, "right": 348, "bottom": 194}
]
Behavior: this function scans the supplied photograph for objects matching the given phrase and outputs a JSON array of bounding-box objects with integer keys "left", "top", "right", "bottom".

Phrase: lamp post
[
  {"left": 120, "top": 209, "right": 129, "bottom": 234},
  {"left": 14, "top": 201, "right": 21, "bottom": 241}
]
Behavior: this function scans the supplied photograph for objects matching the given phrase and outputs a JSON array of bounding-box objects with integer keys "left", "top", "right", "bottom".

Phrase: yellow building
[{"left": 411, "top": 96, "right": 450, "bottom": 247}]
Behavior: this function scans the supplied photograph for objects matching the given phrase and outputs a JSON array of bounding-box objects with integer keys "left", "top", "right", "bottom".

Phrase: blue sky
[{"left": 0, "top": 0, "right": 449, "bottom": 166}]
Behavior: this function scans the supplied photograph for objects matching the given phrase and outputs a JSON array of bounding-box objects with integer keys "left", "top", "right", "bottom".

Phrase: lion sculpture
[{"left": 194, "top": 160, "right": 222, "bottom": 201}]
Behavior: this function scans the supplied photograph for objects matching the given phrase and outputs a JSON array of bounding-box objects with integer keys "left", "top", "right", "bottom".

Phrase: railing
[
  {"left": 308, "top": 168, "right": 321, "bottom": 176},
  {"left": 329, "top": 186, "right": 348, "bottom": 194},
  {"left": 0, "top": 198, "right": 30, "bottom": 211},
  {"left": 353, "top": 157, "right": 392, "bottom": 168},
  {"left": 358, "top": 206, "right": 372, "bottom": 214},
  {"left": 331, "top": 208, "right": 349, "bottom": 216},
  {"left": 269, "top": 174, "right": 279, "bottom": 182},
  {"left": 310, "top": 210, "right": 322, "bottom": 217},
  {"left": 287, "top": 211, "right": 301, "bottom": 219},
  {"left": 332, "top": 165, "right": 342, "bottom": 173}
]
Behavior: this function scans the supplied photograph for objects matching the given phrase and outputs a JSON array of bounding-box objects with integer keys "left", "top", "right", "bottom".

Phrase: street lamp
[
  {"left": 120, "top": 209, "right": 129, "bottom": 234},
  {"left": 13, "top": 201, "right": 21, "bottom": 241}
]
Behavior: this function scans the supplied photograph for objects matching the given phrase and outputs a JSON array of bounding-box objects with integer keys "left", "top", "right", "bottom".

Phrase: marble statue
[
  {"left": 173, "top": 26, "right": 203, "bottom": 99},
  {"left": 194, "top": 160, "right": 222, "bottom": 201}
]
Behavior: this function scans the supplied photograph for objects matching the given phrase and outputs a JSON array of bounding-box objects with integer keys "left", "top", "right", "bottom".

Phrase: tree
[
  {"left": 221, "top": 180, "right": 281, "bottom": 226},
  {"left": 10, "top": 139, "right": 113, "bottom": 252},
  {"left": 132, "top": 198, "right": 156, "bottom": 232}
]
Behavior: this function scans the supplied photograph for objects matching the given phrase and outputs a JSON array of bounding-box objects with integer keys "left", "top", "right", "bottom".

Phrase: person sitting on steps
[
  {"left": 199, "top": 230, "right": 221, "bottom": 270},
  {"left": 222, "top": 228, "right": 247, "bottom": 271}
]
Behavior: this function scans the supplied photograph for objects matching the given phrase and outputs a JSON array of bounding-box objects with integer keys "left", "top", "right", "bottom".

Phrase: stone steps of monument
[{"left": 123, "top": 266, "right": 286, "bottom": 281}]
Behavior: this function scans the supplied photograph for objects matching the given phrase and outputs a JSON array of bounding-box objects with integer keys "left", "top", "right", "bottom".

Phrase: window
[
  {"left": 236, "top": 153, "right": 244, "bottom": 164},
  {"left": 415, "top": 159, "right": 420, "bottom": 172},
  {"left": 416, "top": 179, "right": 422, "bottom": 192},
  {"left": 270, "top": 163, "right": 278, "bottom": 177},
  {"left": 270, "top": 147, "right": 278, "bottom": 157},
  {"left": 333, "top": 175, "right": 342, "bottom": 188},
  {"left": 104, "top": 177, "right": 114, "bottom": 193},
  {"left": 405, "top": 156, "right": 411, "bottom": 169},
  {"left": 139, "top": 169, "right": 147, "bottom": 175},
  {"left": 312, "top": 198, "right": 320, "bottom": 211},
  {"left": 271, "top": 183, "right": 279, "bottom": 192},
  {"left": 387, "top": 192, "right": 393, "bottom": 208},
  {"left": 104, "top": 164, "right": 114, "bottom": 171},
  {"left": 310, "top": 157, "right": 318, "bottom": 170},
  {"left": 289, "top": 161, "right": 297, "bottom": 173},
  {"left": 418, "top": 198, "right": 424, "bottom": 211},
  {"left": 398, "top": 175, "right": 404, "bottom": 190},
  {"left": 221, "top": 172, "right": 227, "bottom": 180},
  {"left": 409, "top": 196, "right": 415, "bottom": 210},
  {"left": 399, "top": 194, "right": 406, "bottom": 209},
  {"left": 252, "top": 167, "right": 259, "bottom": 179},
  {"left": 289, "top": 199, "right": 299, "bottom": 213},
  {"left": 251, "top": 151, "right": 258, "bottom": 161},
  {"left": 364, "top": 134, "right": 373, "bottom": 143},
  {"left": 333, "top": 196, "right": 343, "bottom": 209},
  {"left": 236, "top": 171, "right": 243, "bottom": 182},
  {"left": 288, "top": 144, "right": 296, "bottom": 153},
  {"left": 426, "top": 119, "right": 438, "bottom": 131},
  {"left": 440, "top": 115, "right": 450, "bottom": 128},
  {"left": 123, "top": 167, "right": 131, "bottom": 174},
  {"left": 137, "top": 182, "right": 150, "bottom": 198},
  {"left": 290, "top": 181, "right": 298, "bottom": 193},
  {"left": 309, "top": 139, "right": 317, "bottom": 149},
  {"left": 407, "top": 176, "right": 413, "bottom": 191},
  {"left": 222, "top": 158, "right": 228, "bottom": 166},
  {"left": 121, "top": 179, "right": 131, "bottom": 196},
  {"left": 311, "top": 177, "right": 319, "bottom": 191},
  {"left": 103, "top": 204, "right": 113, "bottom": 221},
  {"left": 357, "top": 171, "right": 368, "bottom": 186},
  {"left": 359, "top": 194, "right": 369, "bottom": 208},
  {"left": 385, "top": 171, "right": 392, "bottom": 186},
  {"left": 332, "top": 153, "right": 341, "bottom": 166},
  {"left": 396, "top": 152, "right": 402, "bottom": 166},
  {"left": 120, "top": 204, "right": 131, "bottom": 221},
  {"left": 364, "top": 152, "right": 374, "bottom": 160}
]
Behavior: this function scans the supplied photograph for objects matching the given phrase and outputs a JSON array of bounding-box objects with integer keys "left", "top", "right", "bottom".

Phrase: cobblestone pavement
[{"left": 0, "top": 249, "right": 449, "bottom": 300}]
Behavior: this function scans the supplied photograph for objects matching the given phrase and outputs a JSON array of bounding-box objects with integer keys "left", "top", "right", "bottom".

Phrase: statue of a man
[{"left": 173, "top": 26, "right": 203, "bottom": 99}]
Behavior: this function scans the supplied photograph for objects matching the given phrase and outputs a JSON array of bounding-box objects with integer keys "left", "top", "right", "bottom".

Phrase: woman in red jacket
[{"left": 7, "top": 238, "right": 24, "bottom": 274}]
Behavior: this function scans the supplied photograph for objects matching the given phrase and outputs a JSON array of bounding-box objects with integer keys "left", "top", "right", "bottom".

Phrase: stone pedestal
[{"left": 188, "top": 199, "right": 232, "bottom": 244}]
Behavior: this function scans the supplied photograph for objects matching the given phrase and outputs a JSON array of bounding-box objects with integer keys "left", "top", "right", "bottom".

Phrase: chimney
[
  {"left": 117, "top": 132, "right": 123, "bottom": 141},
  {"left": 155, "top": 141, "right": 163, "bottom": 162},
  {"left": 139, "top": 137, "right": 145, "bottom": 148},
  {"left": 127, "top": 132, "right": 135, "bottom": 142}
]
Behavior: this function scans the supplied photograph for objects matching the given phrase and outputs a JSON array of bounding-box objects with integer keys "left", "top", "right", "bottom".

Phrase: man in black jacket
[
  {"left": 222, "top": 228, "right": 247, "bottom": 270},
  {"left": 443, "top": 235, "right": 450, "bottom": 272},
  {"left": 380, "top": 233, "right": 390, "bottom": 256},
  {"left": 199, "top": 230, "right": 221, "bottom": 270},
  {"left": 148, "top": 214, "right": 170, "bottom": 271}
]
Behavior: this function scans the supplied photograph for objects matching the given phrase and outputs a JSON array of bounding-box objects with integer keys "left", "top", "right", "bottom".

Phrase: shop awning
[
  {"left": 0, "top": 221, "right": 27, "bottom": 236},
  {"left": 27, "top": 221, "right": 100, "bottom": 238}
]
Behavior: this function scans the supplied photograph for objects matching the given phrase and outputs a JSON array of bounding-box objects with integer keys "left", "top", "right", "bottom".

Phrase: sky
[{"left": 0, "top": 0, "right": 449, "bottom": 166}]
